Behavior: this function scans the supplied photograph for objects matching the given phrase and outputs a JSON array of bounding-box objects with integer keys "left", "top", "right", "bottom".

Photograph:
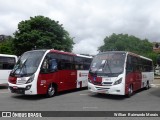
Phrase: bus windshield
[
  {"left": 90, "top": 52, "right": 126, "bottom": 76},
  {"left": 11, "top": 50, "right": 46, "bottom": 77}
]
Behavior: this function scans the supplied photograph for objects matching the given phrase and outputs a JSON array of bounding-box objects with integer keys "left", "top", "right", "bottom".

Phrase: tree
[
  {"left": 0, "top": 37, "right": 14, "bottom": 54},
  {"left": 157, "top": 54, "right": 160, "bottom": 65},
  {"left": 155, "top": 43, "right": 159, "bottom": 48},
  {"left": 13, "top": 16, "right": 74, "bottom": 55},
  {"left": 99, "top": 33, "right": 153, "bottom": 54},
  {"left": 98, "top": 33, "right": 158, "bottom": 64}
]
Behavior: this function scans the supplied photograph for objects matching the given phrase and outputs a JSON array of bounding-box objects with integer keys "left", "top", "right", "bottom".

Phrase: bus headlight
[
  {"left": 26, "top": 85, "right": 32, "bottom": 90},
  {"left": 114, "top": 78, "right": 122, "bottom": 85},
  {"left": 26, "top": 75, "right": 35, "bottom": 84}
]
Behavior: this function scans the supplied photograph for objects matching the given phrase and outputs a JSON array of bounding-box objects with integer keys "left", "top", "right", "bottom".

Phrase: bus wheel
[
  {"left": 145, "top": 81, "right": 150, "bottom": 90},
  {"left": 46, "top": 84, "right": 56, "bottom": 97},
  {"left": 126, "top": 85, "right": 133, "bottom": 98}
]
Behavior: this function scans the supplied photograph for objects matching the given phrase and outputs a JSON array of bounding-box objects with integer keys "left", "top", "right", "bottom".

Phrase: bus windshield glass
[
  {"left": 90, "top": 52, "right": 126, "bottom": 76},
  {"left": 11, "top": 50, "right": 46, "bottom": 77}
]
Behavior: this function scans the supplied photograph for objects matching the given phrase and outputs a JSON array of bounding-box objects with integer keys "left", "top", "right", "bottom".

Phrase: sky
[{"left": 0, "top": 0, "right": 160, "bottom": 55}]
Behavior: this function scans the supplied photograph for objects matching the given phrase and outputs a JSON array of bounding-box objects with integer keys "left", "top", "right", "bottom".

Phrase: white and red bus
[
  {"left": 8, "top": 49, "right": 92, "bottom": 97},
  {"left": 88, "top": 51, "right": 154, "bottom": 97},
  {"left": 0, "top": 54, "right": 17, "bottom": 85}
]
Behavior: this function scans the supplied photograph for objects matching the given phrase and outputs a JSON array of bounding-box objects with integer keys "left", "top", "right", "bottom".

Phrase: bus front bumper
[
  {"left": 8, "top": 82, "right": 36, "bottom": 95},
  {"left": 88, "top": 82, "right": 125, "bottom": 95}
]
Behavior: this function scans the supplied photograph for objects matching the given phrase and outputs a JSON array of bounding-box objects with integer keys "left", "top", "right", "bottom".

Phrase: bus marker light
[{"left": 41, "top": 80, "right": 46, "bottom": 84}]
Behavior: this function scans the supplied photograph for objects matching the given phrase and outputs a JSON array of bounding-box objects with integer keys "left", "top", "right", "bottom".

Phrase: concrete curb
[{"left": 154, "top": 76, "right": 160, "bottom": 79}]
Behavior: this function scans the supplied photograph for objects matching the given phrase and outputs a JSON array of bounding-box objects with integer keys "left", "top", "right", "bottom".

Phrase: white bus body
[{"left": 0, "top": 54, "right": 17, "bottom": 85}]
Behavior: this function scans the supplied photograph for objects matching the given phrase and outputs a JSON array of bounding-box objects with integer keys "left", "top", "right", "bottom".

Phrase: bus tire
[
  {"left": 145, "top": 81, "right": 150, "bottom": 90},
  {"left": 46, "top": 84, "right": 56, "bottom": 98},
  {"left": 126, "top": 84, "right": 133, "bottom": 98}
]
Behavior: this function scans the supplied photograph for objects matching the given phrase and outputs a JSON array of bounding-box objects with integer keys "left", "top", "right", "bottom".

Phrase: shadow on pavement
[
  {"left": 11, "top": 94, "right": 47, "bottom": 100},
  {"left": 89, "top": 93, "right": 126, "bottom": 100},
  {"left": 149, "top": 87, "right": 160, "bottom": 97},
  {"left": 88, "top": 88, "right": 149, "bottom": 100},
  {"left": 0, "top": 85, "right": 8, "bottom": 89},
  {"left": 11, "top": 87, "right": 88, "bottom": 100},
  {"left": 57, "top": 87, "right": 87, "bottom": 96}
]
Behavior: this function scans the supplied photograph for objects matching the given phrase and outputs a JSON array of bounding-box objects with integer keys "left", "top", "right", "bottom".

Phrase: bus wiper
[
  {"left": 19, "top": 59, "right": 28, "bottom": 75},
  {"left": 12, "top": 59, "right": 28, "bottom": 75}
]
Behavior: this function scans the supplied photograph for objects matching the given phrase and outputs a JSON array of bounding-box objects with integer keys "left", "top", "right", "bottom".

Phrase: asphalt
[
  {"left": 153, "top": 77, "right": 160, "bottom": 84},
  {"left": 0, "top": 78, "right": 160, "bottom": 120}
]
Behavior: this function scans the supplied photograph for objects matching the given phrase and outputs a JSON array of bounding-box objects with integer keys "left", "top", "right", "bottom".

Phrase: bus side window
[
  {"left": 74, "top": 56, "right": 84, "bottom": 70},
  {"left": 126, "top": 55, "right": 133, "bottom": 74},
  {"left": 58, "top": 54, "right": 73, "bottom": 70},
  {"left": 49, "top": 59, "right": 58, "bottom": 72},
  {"left": 75, "top": 65, "right": 79, "bottom": 70},
  {"left": 83, "top": 58, "right": 92, "bottom": 70},
  {"left": 0, "top": 57, "right": 16, "bottom": 70},
  {"left": 41, "top": 58, "right": 58, "bottom": 73},
  {"left": 0, "top": 63, "right": 2, "bottom": 69},
  {"left": 126, "top": 63, "right": 133, "bottom": 71},
  {"left": 80, "top": 65, "right": 84, "bottom": 70},
  {"left": 41, "top": 59, "right": 49, "bottom": 73}
]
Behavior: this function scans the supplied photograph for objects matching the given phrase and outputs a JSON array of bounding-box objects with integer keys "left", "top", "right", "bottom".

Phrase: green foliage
[
  {"left": 99, "top": 33, "right": 158, "bottom": 64},
  {"left": 13, "top": 16, "right": 74, "bottom": 55},
  {"left": 145, "top": 52, "right": 158, "bottom": 65},
  {"left": 0, "top": 37, "right": 14, "bottom": 54}
]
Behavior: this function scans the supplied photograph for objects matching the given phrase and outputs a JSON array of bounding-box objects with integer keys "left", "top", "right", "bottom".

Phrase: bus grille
[
  {"left": 102, "top": 82, "right": 112, "bottom": 86},
  {"left": 96, "top": 87, "right": 110, "bottom": 90}
]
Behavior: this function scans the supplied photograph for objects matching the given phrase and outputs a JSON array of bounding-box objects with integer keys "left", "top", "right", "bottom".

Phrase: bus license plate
[
  {"left": 99, "top": 90, "right": 108, "bottom": 93},
  {"left": 103, "top": 78, "right": 111, "bottom": 82},
  {"left": 13, "top": 86, "right": 18, "bottom": 89}
]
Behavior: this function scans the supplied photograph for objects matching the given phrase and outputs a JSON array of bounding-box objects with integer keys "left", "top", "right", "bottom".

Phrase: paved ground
[
  {"left": 151, "top": 78, "right": 160, "bottom": 87},
  {"left": 0, "top": 79, "right": 160, "bottom": 120}
]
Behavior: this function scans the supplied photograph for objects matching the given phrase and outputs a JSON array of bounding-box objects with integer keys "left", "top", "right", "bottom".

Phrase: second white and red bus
[
  {"left": 8, "top": 49, "right": 92, "bottom": 97},
  {"left": 88, "top": 51, "right": 154, "bottom": 97}
]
